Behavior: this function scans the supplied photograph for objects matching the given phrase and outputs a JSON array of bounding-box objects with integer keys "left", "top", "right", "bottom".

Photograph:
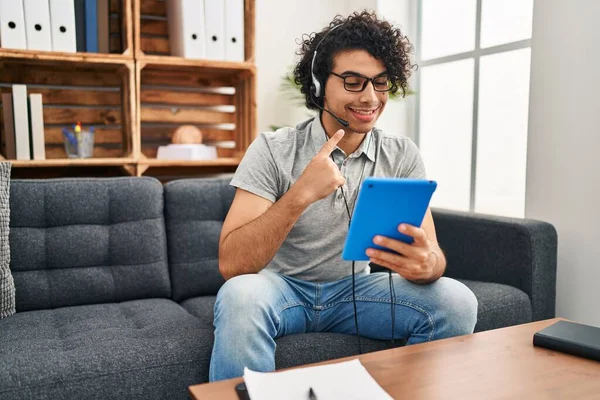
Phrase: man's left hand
[{"left": 366, "top": 223, "right": 443, "bottom": 284}]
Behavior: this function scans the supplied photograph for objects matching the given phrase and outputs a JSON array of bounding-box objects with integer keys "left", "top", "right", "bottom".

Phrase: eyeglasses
[{"left": 330, "top": 72, "right": 398, "bottom": 93}]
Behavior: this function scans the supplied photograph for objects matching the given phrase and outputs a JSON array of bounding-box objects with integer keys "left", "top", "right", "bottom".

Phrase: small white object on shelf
[{"left": 156, "top": 144, "right": 217, "bottom": 160}]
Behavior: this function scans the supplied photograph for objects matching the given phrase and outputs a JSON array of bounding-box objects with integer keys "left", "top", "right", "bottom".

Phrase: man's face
[{"left": 323, "top": 50, "right": 389, "bottom": 134}]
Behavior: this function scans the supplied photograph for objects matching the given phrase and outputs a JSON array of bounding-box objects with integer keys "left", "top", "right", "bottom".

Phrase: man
[{"left": 210, "top": 11, "right": 478, "bottom": 382}]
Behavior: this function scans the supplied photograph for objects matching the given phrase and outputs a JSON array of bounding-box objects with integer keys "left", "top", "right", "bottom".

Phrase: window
[{"left": 415, "top": 0, "right": 534, "bottom": 217}]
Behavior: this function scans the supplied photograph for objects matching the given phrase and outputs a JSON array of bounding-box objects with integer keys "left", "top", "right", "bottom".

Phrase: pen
[{"left": 308, "top": 387, "right": 318, "bottom": 400}]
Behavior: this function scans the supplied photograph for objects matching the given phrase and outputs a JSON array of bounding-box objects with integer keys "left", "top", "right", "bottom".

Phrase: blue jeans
[{"left": 209, "top": 269, "right": 478, "bottom": 382}]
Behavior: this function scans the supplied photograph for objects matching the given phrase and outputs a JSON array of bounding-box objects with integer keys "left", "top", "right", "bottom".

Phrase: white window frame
[{"left": 413, "top": 0, "right": 532, "bottom": 212}]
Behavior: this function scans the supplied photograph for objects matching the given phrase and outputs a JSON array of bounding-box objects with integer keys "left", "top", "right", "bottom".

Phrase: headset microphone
[{"left": 310, "top": 97, "right": 350, "bottom": 128}]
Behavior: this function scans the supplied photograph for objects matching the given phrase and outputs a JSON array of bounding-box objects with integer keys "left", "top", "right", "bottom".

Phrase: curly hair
[{"left": 293, "top": 10, "right": 417, "bottom": 110}]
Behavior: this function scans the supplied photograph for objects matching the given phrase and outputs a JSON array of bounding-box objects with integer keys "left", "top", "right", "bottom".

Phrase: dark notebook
[{"left": 533, "top": 320, "right": 600, "bottom": 362}]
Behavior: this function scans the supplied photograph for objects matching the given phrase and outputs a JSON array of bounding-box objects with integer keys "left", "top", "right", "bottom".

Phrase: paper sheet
[{"left": 243, "top": 359, "right": 393, "bottom": 400}]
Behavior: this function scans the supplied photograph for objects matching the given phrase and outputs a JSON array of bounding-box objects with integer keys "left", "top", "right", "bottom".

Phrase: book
[
  {"left": 84, "top": 0, "right": 97, "bottom": 52},
  {"left": 533, "top": 320, "right": 600, "bottom": 362},
  {"left": 11, "top": 85, "right": 30, "bottom": 160},
  {"left": 27, "top": 93, "right": 46, "bottom": 160},
  {"left": 1, "top": 94, "right": 16, "bottom": 159},
  {"left": 74, "top": 0, "right": 86, "bottom": 51},
  {"left": 156, "top": 144, "right": 217, "bottom": 160},
  {"left": 97, "top": 0, "right": 109, "bottom": 53}
]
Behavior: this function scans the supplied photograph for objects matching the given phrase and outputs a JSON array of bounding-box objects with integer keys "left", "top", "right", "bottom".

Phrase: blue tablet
[{"left": 342, "top": 177, "right": 437, "bottom": 261}]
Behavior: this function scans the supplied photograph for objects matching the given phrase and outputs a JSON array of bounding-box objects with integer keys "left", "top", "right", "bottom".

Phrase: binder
[
  {"left": 74, "top": 0, "right": 86, "bottom": 52},
  {"left": 85, "top": 0, "right": 98, "bottom": 52},
  {"left": 49, "top": 0, "right": 77, "bottom": 53},
  {"left": 1, "top": 94, "right": 16, "bottom": 159},
  {"left": 224, "top": 0, "right": 244, "bottom": 62},
  {"left": 23, "top": 0, "right": 53, "bottom": 51},
  {"left": 204, "top": 0, "right": 225, "bottom": 60},
  {"left": 11, "top": 85, "right": 31, "bottom": 160},
  {"left": 533, "top": 320, "right": 600, "bottom": 362},
  {"left": 0, "top": 0, "right": 28, "bottom": 50},
  {"left": 27, "top": 94, "right": 46, "bottom": 160},
  {"left": 97, "top": 0, "right": 109, "bottom": 53},
  {"left": 167, "top": 0, "right": 206, "bottom": 59}
]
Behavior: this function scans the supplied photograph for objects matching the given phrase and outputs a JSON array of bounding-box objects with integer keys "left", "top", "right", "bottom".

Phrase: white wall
[
  {"left": 526, "top": 0, "right": 600, "bottom": 326},
  {"left": 255, "top": 0, "right": 415, "bottom": 138},
  {"left": 255, "top": 0, "right": 350, "bottom": 134},
  {"left": 375, "top": 0, "right": 417, "bottom": 140}
]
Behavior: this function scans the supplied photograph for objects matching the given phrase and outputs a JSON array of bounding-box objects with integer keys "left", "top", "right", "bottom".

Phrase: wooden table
[{"left": 189, "top": 318, "right": 600, "bottom": 399}]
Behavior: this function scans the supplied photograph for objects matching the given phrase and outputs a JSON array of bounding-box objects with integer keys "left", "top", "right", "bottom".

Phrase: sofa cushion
[
  {"left": 275, "top": 333, "right": 399, "bottom": 369},
  {"left": 458, "top": 279, "right": 532, "bottom": 332},
  {"left": 180, "top": 295, "right": 216, "bottom": 329},
  {"left": 164, "top": 178, "right": 234, "bottom": 302},
  {"left": 9, "top": 177, "right": 170, "bottom": 311},
  {"left": 0, "top": 298, "right": 213, "bottom": 400},
  {"left": 0, "top": 162, "right": 14, "bottom": 318}
]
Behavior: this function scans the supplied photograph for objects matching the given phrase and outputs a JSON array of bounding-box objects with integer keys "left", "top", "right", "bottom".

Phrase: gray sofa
[{"left": 0, "top": 177, "right": 557, "bottom": 400}]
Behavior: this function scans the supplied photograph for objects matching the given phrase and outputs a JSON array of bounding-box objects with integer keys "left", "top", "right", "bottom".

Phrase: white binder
[
  {"left": 23, "top": 0, "right": 53, "bottom": 51},
  {"left": 204, "top": 0, "right": 225, "bottom": 60},
  {"left": 0, "top": 0, "right": 28, "bottom": 50},
  {"left": 49, "top": 0, "right": 77, "bottom": 52},
  {"left": 11, "top": 85, "right": 31, "bottom": 161},
  {"left": 167, "top": 0, "right": 206, "bottom": 59},
  {"left": 28, "top": 94, "right": 46, "bottom": 160},
  {"left": 224, "top": 0, "right": 244, "bottom": 62}
]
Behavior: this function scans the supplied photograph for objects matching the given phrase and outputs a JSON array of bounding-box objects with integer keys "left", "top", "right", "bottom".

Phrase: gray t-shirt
[{"left": 230, "top": 116, "right": 427, "bottom": 282}]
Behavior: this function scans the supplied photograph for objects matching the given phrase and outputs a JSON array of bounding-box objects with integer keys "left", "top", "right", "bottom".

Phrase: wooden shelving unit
[{"left": 0, "top": 0, "right": 256, "bottom": 179}]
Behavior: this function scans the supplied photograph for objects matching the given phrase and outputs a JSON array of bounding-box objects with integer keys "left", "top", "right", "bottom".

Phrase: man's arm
[
  {"left": 218, "top": 187, "right": 311, "bottom": 280},
  {"left": 219, "top": 129, "right": 347, "bottom": 280}
]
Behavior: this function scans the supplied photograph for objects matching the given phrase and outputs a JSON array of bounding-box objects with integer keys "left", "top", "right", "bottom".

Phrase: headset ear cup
[{"left": 312, "top": 79, "right": 321, "bottom": 98}]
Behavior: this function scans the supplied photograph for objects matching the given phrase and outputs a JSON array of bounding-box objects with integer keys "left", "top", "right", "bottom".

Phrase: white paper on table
[{"left": 243, "top": 359, "right": 393, "bottom": 400}]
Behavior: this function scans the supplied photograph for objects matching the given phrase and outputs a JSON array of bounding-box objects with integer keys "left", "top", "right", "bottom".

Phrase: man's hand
[
  {"left": 291, "top": 129, "right": 346, "bottom": 204},
  {"left": 366, "top": 223, "right": 444, "bottom": 284}
]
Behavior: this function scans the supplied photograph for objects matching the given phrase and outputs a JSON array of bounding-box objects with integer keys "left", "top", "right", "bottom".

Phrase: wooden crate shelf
[
  {"left": 9, "top": 158, "right": 136, "bottom": 168},
  {"left": 0, "top": 49, "right": 132, "bottom": 66},
  {"left": 0, "top": 57, "right": 136, "bottom": 161},
  {"left": 134, "top": 0, "right": 255, "bottom": 62},
  {"left": 0, "top": 0, "right": 256, "bottom": 180}
]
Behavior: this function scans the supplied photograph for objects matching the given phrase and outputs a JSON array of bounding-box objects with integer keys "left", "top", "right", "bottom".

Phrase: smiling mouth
[{"left": 348, "top": 107, "right": 379, "bottom": 115}]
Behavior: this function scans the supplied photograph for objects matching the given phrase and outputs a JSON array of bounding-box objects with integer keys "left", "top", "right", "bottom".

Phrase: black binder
[{"left": 533, "top": 320, "right": 600, "bottom": 362}]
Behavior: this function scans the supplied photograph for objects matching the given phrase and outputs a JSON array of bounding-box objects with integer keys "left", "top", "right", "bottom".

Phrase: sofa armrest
[{"left": 432, "top": 208, "right": 557, "bottom": 321}]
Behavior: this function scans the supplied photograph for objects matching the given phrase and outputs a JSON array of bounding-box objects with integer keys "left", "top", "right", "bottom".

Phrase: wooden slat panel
[
  {"left": 140, "top": 19, "right": 168, "bottom": 36},
  {"left": 140, "top": 107, "right": 235, "bottom": 124},
  {"left": 44, "top": 108, "right": 121, "bottom": 125},
  {"left": 1, "top": 66, "right": 122, "bottom": 86},
  {"left": 29, "top": 88, "right": 121, "bottom": 106},
  {"left": 140, "top": 89, "right": 233, "bottom": 106},
  {"left": 110, "top": 35, "right": 122, "bottom": 53},
  {"left": 45, "top": 127, "right": 123, "bottom": 144},
  {"left": 142, "top": 146, "right": 235, "bottom": 158},
  {"left": 110, "top": 18, "right": 120, "bottom": 34},
  {"left": 140, "top": 37, "right": 170, "bottom": 55},
  {"left": 140, "top": 0, "right": 167, "bottom": 16},
  {"left": 46, "top": 146, "right": 124, "bottom": 159},
  {"left": 109, "top": 0, "right": 121, "bottom": 13},
  {"left": 141, "top": 69, "right": 235, "bottom": 87},
  {"left": 141, "top": 126, "right": 236, "bottom": 142}
]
